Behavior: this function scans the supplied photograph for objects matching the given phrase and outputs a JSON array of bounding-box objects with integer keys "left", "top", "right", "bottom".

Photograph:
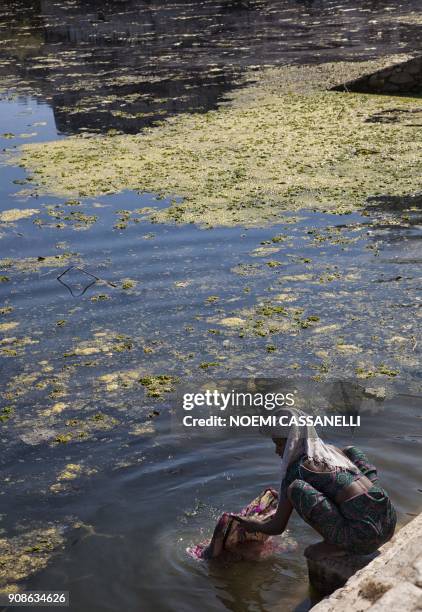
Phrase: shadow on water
[
  {"left": 365, "top": 192, "right": 422, "bottom": 213},
  {"left": 12, "top": 396, "right": 422, "bottom": 612},
  {"left": 364, "top": 194, "right": 422, "bottom": 251}
]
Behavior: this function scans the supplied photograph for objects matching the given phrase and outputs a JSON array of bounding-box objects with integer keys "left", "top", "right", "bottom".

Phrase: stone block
[
  {"left": 383, "top": 83, "right": 400, "bottom": 93},
  {"left": 311, "top": 513, "right": 422, "bottom": 612},
  {"left": 414, "top": 557, "right": 422, "bottom": 588},
  {"left": 407, "top": 59, "right": 422, "bottom": 74},
  {"left": 389, "top": 71, "right": 415, "bottom": 85},
  {"left": 368, "top": 75, "right": 384, "bottom": 88},
  {"left": 330, "top": 55, "right": 422, "bottom": 94}
]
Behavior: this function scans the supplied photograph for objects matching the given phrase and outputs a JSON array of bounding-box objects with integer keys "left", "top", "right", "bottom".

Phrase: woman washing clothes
[{"left": 198, "top": 408, "right": 396, "bottom": 560}]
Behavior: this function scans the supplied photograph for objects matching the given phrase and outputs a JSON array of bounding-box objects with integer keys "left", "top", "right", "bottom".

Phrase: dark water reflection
[
  {"left": 0, "top": 0, "right": 421, "bottom": 134},
  {"left": 0, "top": 141, "right": 421, "bottom": 610},
  {"left": 14, "top": 401, "right": 422, "bottom": 612}
]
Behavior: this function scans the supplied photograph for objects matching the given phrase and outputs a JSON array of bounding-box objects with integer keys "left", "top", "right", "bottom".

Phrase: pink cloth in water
[{"left": 188, "top": 488, "right": 293, "bottom": 560}]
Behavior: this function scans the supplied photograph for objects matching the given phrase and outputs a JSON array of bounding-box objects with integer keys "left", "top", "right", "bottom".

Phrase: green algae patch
[
  {"left": 0, "top": 336, "right": 39, "bottom": 358},
  {"left": 0, "top": 306, "right": 13, "bottom": 316},
  {"left": 40, "top": 402, "right": 68, "bottom": 417},
  {"left": 50, "top": 462, "right": 98, "bottom": 493},
  {"left": 212, "top": 300, "right": 310, "bottom": 338},
  {"left": 0, "top": 406, "right": 14, "bottom": 423},
  {"left": 16, "top": 64, "right": 421, "bottom": 227},
  {"left": 129, "top": 422, "right": 155, "bottom": 435},
  {"left": 0, "top": 321, "right": 19, "bottom": 332},
  {"left": 121, "top": 278, "right": 138, "bottom": 291},
  {"left": 0, "top": 526, "right": 64, "bottom": 592},
  {"left": 64, "top": 331, "right": 133, "bottom": 357},
  {"left": 356, "top": 364, "right": 400, "bottom": 379},
  {"left": 250, "top": 245, "right": 282, "bottom": 257},
  {"left": 0, "top": 208, "right": 39, "bottom": 223},
  {"left": 97, "top": 369, "right": 178, "bottom": 399},
  {"left": 98, "top": 368, "right": 144, "bottom": 392},
  {"left": 0, "top": 253, "right": 77, "bottom": 274},
  {"left": 139, "top": 375, "right": 178, "bottom": 398}
]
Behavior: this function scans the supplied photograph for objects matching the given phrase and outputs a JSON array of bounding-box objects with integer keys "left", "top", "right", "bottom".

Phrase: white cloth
[{"left": 262, "top": 408, "right": 359, "bottom": 485}]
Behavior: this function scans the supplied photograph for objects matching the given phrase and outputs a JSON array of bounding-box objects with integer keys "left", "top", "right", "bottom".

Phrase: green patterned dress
[{"left": 282, "top": 446, "right": 397, "bottom": 554}]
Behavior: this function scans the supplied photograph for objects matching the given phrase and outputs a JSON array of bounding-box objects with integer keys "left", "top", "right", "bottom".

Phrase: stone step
[
  {"left": 310, "top": 512, "right": 422, "bottom": 611},
  {"left": 305, "top": 544, "right": 379, "bottom": 596}
]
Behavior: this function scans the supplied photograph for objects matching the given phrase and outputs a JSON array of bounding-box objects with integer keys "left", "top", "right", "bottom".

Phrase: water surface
[{"left": 0, "top": 2, "right": 421, "bottom": 611}]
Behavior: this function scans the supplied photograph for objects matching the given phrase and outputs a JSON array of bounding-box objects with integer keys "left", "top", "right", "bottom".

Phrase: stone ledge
[
  {"left": 311, "top": 512, "right": 422, "bottom": 611},
  {"left": 331, "top": 56, "right": 422, "bottom": 94}
]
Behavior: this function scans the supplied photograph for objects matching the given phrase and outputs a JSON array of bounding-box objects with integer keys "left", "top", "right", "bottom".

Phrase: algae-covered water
[{"left": 0, "top": 1, "right": 421, "bottom": 611}]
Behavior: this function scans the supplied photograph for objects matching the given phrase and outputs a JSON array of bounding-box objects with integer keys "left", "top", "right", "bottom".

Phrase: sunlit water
[{"left": 0, "top": 2, "right": 421, "bottom": 611}]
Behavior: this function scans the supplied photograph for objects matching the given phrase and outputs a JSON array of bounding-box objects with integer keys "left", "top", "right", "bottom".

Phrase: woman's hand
[
  {"left": 229, "top": 514, "right": 261, "bottom": 533},
  {"left": 230, "top": 487, "right": 294, "bottom": 536}
]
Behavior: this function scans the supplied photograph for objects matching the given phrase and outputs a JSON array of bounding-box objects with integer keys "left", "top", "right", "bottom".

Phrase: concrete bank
[{"left": 311, "top": 512, "right": 422, "bottom": 611}]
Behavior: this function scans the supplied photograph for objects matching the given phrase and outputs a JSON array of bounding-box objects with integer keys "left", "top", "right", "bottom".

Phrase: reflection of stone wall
[
  {"left": 2, "top": 0, "right": 422, "bottom": 135},
  {"left": 50, "top": 70, "right": 238, "bottom": 135},
  {"left": 331, "top": 56, "right": 422, "bottom": 94},
  {"left": 39, "top": 0, "right": 269, "bottom": 46}
]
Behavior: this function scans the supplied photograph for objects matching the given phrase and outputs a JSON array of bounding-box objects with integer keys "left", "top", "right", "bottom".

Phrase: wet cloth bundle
[{"left": 188, "top": 488, "right": 296, "bottom": 560}]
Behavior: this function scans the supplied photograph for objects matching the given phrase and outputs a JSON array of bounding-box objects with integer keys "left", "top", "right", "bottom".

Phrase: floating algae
[
  {"left": 0, "top": 208, "right": 39, "bottom": 223},
  {"left": 0, "top": 253, "right": 78, "bottom": 274},
  {"left": 250, "top": 245, "right": 282, "bottom": 257},
  {"left": 97, "top": 369, "right": 178, "bottom": 399},
  {"left": 218, "top": 317, "right": 246, "bottom": 328},
  {"left": 0, "top": 526, "right": 64, "bottom": 593},
  {"left": 97, "top": 368, "right": 144, "bottom": 392},
  {"left": 16, "top": 62, "right": 422, "bottom": 227},
  {"left": 0, "top": 336, "right": 39, "bottom": 358},
  {"left": 0, "top": 406, "right": 14, "bottom": 423},
  {"left": 64, "top": 332, "right": 133, "bottom": 357},
  {"left": 50, "top": 463, "right": 98, "bottom": 493},
  {"left": 0, "top": 306, "right": 13, "bottom": 316},
  {"left": 121, "top": 278, "right": 138, "bottom": 290},
  {"left": 210, "top": 300, "right": 319, "bottom": 339},
  {"left": 0, "top": 321, "right": 19, "bottom": 332},
  {"left": 129, "top": 422, "right": 155, "bottom": 436},
  {"left": 40, "top": 402, "right": 68, "bottom": 417},
  {"left": 139, "top": 375, "right": 178, "bottom": 398}
]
